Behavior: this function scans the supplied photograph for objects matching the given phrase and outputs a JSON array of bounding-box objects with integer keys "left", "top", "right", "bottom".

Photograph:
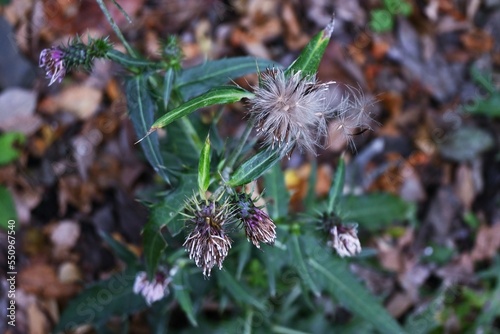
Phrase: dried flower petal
[
  {"left": 328, "top": 224, "right": 361, "bottom": 257},
  {"left": 133, "top": 270, "right": 170, "bottom": 305}
]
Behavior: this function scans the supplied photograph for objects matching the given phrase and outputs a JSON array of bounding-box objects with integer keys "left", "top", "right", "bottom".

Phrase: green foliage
[
  {"left": 52, "top": 8, "right": 423, "bottom": 333},
  {"left": 151, "top": 86, "right": 254, "bottom": 130},
  {"left": 54, "top": 268, "right": 147, "bottom": 332},
  {"left": 369, "top": 0, "right": 412, "bottom": 33},
  {"left": 198, "top": 135, "right": 212, "bottom": 195},
  {"left": 0, "top": 132, "right": 25, "bottom": 165},
  {"left": 0, "top": 186, "right": 17, "bottom": 229},
  {"left": 464, "top": 67, "right": 500, "bottom": 117},
  {"left": 126, "top": 76, "right": 171, "bottom": 183}
]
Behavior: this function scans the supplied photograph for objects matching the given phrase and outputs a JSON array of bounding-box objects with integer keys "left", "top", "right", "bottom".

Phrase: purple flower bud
[{"left": 234, "top": 193, "right": 276, "bottom": 248}]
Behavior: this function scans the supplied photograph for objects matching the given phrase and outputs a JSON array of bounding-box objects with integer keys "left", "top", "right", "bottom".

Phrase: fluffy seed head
[
  {"left": 328, "top": 85, "right": 377, "bottom": 150},
  {"left": 183, "top": 197, "right": 233, "bottom": 276},
  {"left": 249, "top": 68, "right": 331, "bottom": 155}
]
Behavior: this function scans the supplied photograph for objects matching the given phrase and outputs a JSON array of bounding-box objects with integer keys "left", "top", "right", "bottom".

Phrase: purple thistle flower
[
  {"left": 39, "top": 47, "right": 67, "bottom": 86},
  {"left": 183, "top": 198, "right": 233, "bottom": 277},
  {"left": 133, "top": 269, "right": 171, "bottom": 305},
  {"left": 234, "top": 193, "right": 276, "bottom": 248}
]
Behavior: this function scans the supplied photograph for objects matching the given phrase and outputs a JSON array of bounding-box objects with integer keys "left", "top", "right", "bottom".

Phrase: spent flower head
[
  {"left": 329, "top": 224, "right": 361, "bottom": 257},
  {"left": 133, "top": 269, "right": 171, "bottom": 305},
  {"left": 328, "top": 85, "right": 377, "bottom": 150},
  {"left": 233, "top": 193, "right": 276, "bottom": 248},
  {"left": 249, "top": 68, "right": 332, "bottom": 155},
  {"left": 320, "top": 212, "right": 361, "bottom": 257},
  {"left": 183, "top": 196, "right": 233, "bottom": 276}
]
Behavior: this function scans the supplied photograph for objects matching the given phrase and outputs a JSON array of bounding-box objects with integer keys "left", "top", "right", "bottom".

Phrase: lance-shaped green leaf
[
  {"left": 163, "top": 68, "right": 175, "bottom": 109},
  {"left": 327, "top": 157, "right": 345, "bottom": 214},
  {"left": 288, "top": 235, "right": 320, "bottom": 297},
  {"left": 126, "top": 76, "right": 170, "bottom": 184},
  {"left": 309, "top": 257, "right": 405, "bottom": 334},
  {"left": 176, "top": 56, "right": 278, "bottom": 100},
  {"left": 151, "top": 86, "right": 253, "bottom": 130},
  {"left": 227, "top": 149, "right": 282, "bottom": 187},
  {"left": 285, "top": 15, "right": 335, "bottom": 77},
  {"left": 216, "top": 270, "right": 265, "bottom": 311},
  {"left": 142, "top": 222, "right": 167, "bottom": 279},
  {"left": 54, "top": 268, "right": 146, "bottom": 332},
  {"left": 172, "top": 269, "right": 198, "bottom": 327},
  {"left": 150, "top": 174, "right": 197, "bottom": 236},
  {"left": 264, "top": 163, "right": 289, "bottom": 219},
  {"left": 198, "top": 134, "right": 212, "bottom": 194}
]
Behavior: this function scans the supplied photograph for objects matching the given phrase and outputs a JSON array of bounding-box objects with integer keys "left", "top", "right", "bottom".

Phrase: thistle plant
[{"left": 47, "top": 3, "right": 411, "bottom": 333}]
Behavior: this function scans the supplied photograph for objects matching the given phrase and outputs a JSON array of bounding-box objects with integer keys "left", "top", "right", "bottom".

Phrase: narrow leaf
[
  {"left": 263, "top": 163, "right": 289, "bottom": 219},
  {"left": 176, "top": 57, "right": 278, "bottom": 100},
  {"left": 198, "top": 134, "right": 211, "bottom": 194},
  {"left": 217, "top": 270, "right": 265, "bottom": 311},
  {"left": 151, "top": 86, "right": 253, "bottom": 130},
  {"left": 288, "top": 235, "right": 320, "bottom": 296},
  {"left": 285, "top": 16, "right": 335, "bottom": 77},
  {"left": 126, "top": 76, "right": 170, "bottom": 183},
  {"left": 327, "top": 157, "right": 345, "bottom": 214},
  {"left": 142, "top": 223, "right": 167, "bottom": 279},
  {"left": 340, "top": 193, "right": 416, "bottom": 230},
  {"left": 309, "top": 258, "right": 405, "bottom": 334},
  {"left": 163, "top": 68, "right": 175, "bottom": 109},
  {"left": 150, "top": 174, "right": 197, "bottom": 236},
  {"left": 228, "top": 149, "right": 282, "bottom": 187},
  {"left": 172, "top": 270, "right": 198, "bottom": 326},
  {"left": 0, "top": 186, "right": 16, "bottom": 229},
  {"left": 55, "top": 268, "right": 147, "bottom": 332},
  {"left": 303, "top": 160, "right": 317, "bottom": 211}
]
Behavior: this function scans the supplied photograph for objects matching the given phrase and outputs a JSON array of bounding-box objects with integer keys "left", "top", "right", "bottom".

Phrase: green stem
[
  {"left": 106, "top": 50, "right": 158, "bottom": 68},
  {"left": 225, "top": 117, "right": 256, "bottom": 171},
  {"left": 96, "top": 0, "right": 136, "bottom": 57}
]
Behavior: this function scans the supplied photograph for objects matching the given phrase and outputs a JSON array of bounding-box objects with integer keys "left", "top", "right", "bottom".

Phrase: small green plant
[
  {"left": 369, "top": 0, "right": 413, "bottom": 33},
  {"left": 464, "top": 66, "right": 500, "bottom": 118},
  {"left": 0, "top": 132, "right": 24, "bottom": 228},
  {"left": 39, "top": 2, "right": 417, "bottom": 332}
]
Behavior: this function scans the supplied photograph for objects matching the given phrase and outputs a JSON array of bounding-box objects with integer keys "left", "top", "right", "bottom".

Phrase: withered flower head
[
  {"left": 320, "top": 212, "right": 361, "bottom": 257},
  {"left": 133, "top": 269, "right": 171, "bottom": 305},
  {"left": 328, "top": 224, "right": 361, "bottom": 257},
  {"left": 249, "top": 68, "right": 331, "bottom": 155},
  {"left": 183, "top": 197, "right": 233, "bottom": 277},
  {"left": 234, "top": 193, "right": 276, "bottom": 248},
  {"left": 328, "top": 85, "right": 377, "bottom": 150}
]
